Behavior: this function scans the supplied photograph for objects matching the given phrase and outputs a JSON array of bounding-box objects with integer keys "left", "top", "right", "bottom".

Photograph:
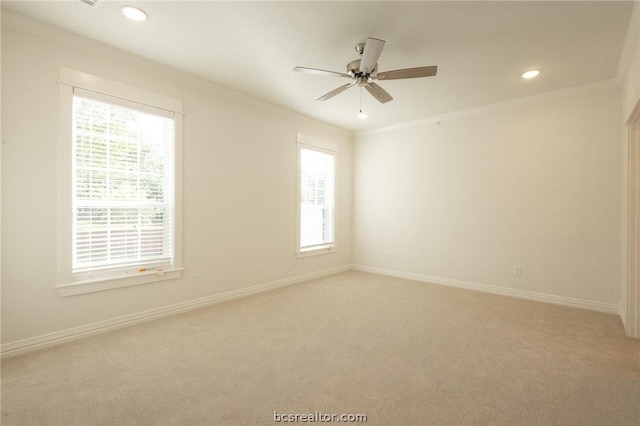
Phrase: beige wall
[
  {"left": 1, "top": 8, "right": 634, "bottom": 347},
  {"left": 354, "top": 87, "right": 622, "bottom": 305},
  {"left": 1, "top": 23, "right": 352, "bottom": 343}
]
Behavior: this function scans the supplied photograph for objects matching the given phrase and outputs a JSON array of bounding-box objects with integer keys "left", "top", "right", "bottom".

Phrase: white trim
[
  {"left": 58, "top": 67, "right": 184, "bottom": 296},
  {"left": 3, "top": 264, "right": 627, "bottom": 358},
  {"left": 352, "top": 265, "right": 620, "bottom": 316},
  {"left": 296, "top": 244, "right": 337, "bottom": 258},
  {"left": 57, "top": 268, "right": 184, "bottom": 297},
  {"left": 357, "top": 79, "right": 619, "bottom": 137},
  {"left": 625, "top": 100, "right": 640, "bottom": 338},
  {"left": 1, "top": 265, "right": 351, "bottom": 359},
  {"left": 61, "top": 67, "right": 183, "bottom": 114},
  {"left": 296, "top": 134, "right": 338, "bottom": 256},
  {"left": 297, "top": 133, "right": 338, "bottom": 152}
]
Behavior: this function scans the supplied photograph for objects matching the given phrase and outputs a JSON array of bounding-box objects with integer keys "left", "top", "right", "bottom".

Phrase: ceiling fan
[{"left": 294, "top": 37, "right": 438, "bottom": 104}]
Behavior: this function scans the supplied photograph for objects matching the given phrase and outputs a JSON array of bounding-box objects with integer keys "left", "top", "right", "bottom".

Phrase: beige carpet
[{"left": 1, "top": 271, "right": 639, "bottom": 425}]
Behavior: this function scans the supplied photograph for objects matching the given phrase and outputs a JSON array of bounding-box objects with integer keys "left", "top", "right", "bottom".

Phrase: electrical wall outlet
[
  {"left": 191, "top": 273, "right": 199, "bottom": 285},
  {"left": 513, "top": 266, "right": 522, "bottom": 277}
]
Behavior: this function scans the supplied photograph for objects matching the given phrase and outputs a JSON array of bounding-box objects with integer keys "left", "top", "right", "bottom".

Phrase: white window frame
[
  {"left": 296, "top": 133, "right": 338, "bottom": 257},
  {"left": 56, "top": 67, "right": 183, "bottom": 296}
]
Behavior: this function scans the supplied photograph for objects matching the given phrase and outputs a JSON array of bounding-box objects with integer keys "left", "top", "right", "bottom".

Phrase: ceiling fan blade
[
  {"left": 294, "top": 66, "right": 352, "bottom": 78},
  {"left": 360, "top": 37, "right": 385, "bottom": 74},
  {"left": 365, "top": 82, "right": 393, "bottom": 104},
  {"left": 317, "top": 81, "right": 357, "bottom": 101},
  {"left": 376, "top": 66, "right": 438, "bottom": 80}
]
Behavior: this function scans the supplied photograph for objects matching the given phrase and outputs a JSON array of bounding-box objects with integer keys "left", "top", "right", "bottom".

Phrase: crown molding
[
  {"left": 356, "top": 78, "right": 619, "bottom": 138},
  {"left": 1, "top": 9, "right": 352, "bottom": 140}
]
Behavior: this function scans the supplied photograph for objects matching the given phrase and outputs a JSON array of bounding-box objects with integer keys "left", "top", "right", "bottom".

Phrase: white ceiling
[{"left": 2, "top": 1, "right": 634, "bottom": 131}]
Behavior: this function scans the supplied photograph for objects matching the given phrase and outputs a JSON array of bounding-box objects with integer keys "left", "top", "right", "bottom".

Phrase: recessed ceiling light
[
  {"left": 121, "top": 5, "right": 148, "bottom": 22},
  {"left": 521, "top": 69, "right": 541, "bottom": 79}
]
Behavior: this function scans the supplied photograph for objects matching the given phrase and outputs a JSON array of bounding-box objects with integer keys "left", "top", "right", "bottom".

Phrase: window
[
  {"left": 57, "top": 68, "right": 183, "bottom": 296},
  {"left": 297, "top": 134, "right": 337, "bottom": 256},
  {"left": 72, "top": 92, "right": 174, "bottom": 277}
]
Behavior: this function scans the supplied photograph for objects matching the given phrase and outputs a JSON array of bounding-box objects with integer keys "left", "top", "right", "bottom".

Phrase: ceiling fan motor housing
[{"left": 347, "top": 59, "right": 377, "bottom": 80}]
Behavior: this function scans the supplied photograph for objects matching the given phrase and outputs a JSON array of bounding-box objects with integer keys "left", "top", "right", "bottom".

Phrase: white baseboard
[
  {"left": 352, "top": 264, "right": 620, "bottom": 315},
  {"left": 0, "top": 265, "right": 351, "bottom": 359},
  {"left": 2, "top": 264, "right": 623, "bottom": 358}
]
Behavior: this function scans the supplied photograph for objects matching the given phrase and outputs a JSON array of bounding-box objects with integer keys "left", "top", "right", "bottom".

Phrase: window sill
[
  {"left": 296, "top": 245, "right": 337, "bottom": 258},
  {"left": 57, "top": 268, "right": 184, "bottom": 297}
]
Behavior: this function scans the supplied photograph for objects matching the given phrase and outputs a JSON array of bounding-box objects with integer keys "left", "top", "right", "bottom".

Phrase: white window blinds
[
  {"left": 299, "top": 146, "right": 335, "bottom": 249},
  {"left": 72, "top": 89, "right": 176, "bottom": 278}
]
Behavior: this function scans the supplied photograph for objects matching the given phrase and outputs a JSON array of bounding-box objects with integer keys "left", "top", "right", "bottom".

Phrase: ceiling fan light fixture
[
  {"left": 121, "top": 5, "right": 148, "bottom": 22},
  {"left": 521, "top": 69, "right": 541, "bottom": 79},
  {"left": 358, "top": 110, "right": 369, "bottom": 119}
]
